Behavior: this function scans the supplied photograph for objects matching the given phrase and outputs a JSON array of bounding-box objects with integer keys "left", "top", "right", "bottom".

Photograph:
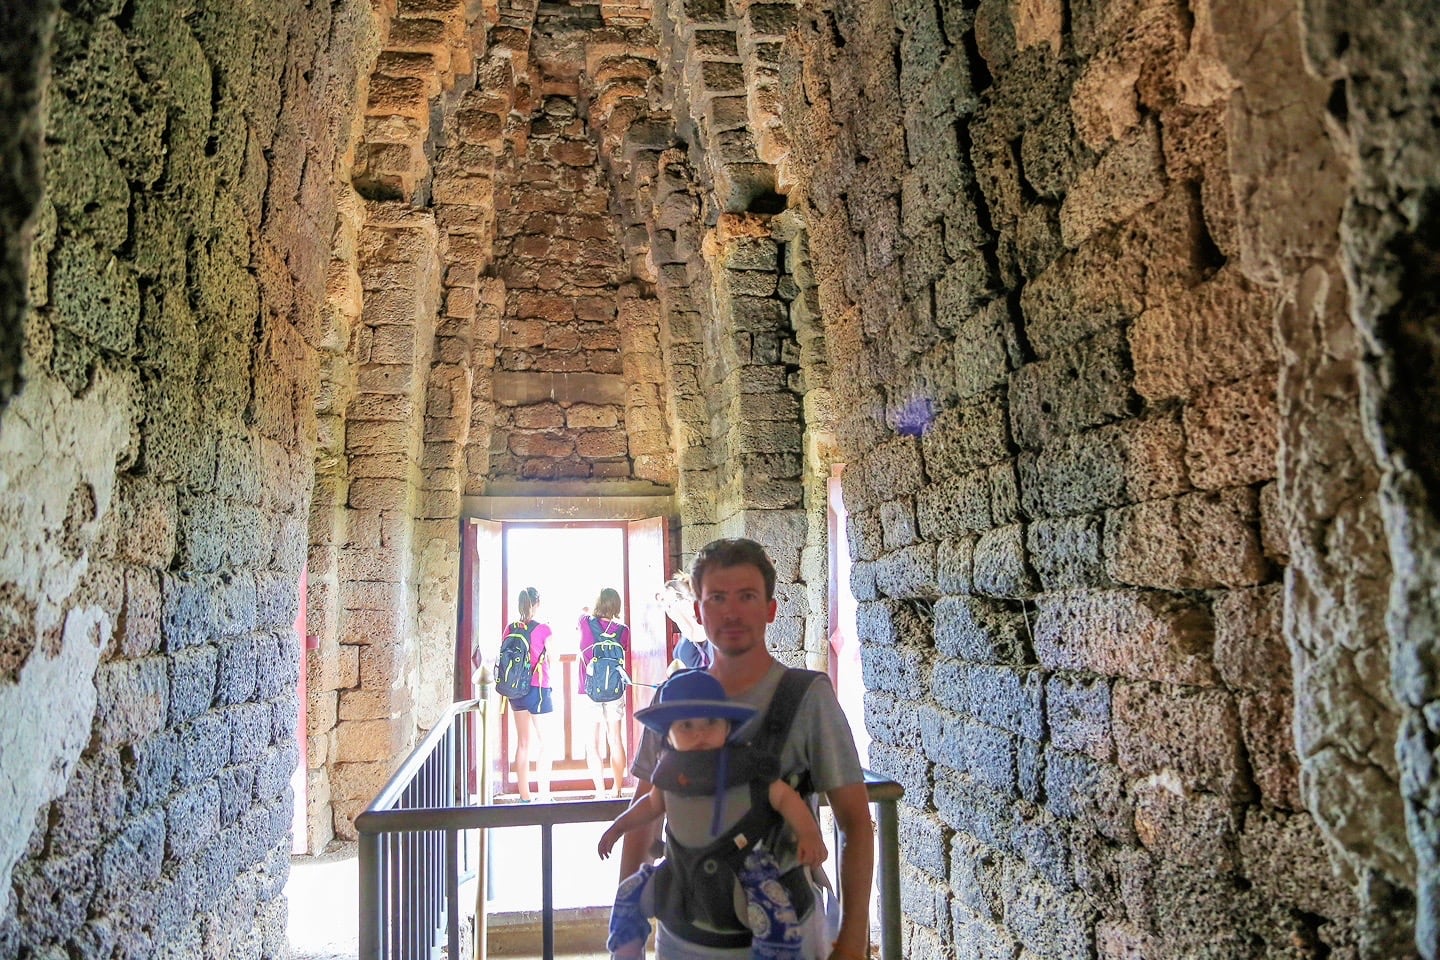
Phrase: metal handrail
[{"left": 355, "top": 696, "right": 904, "bottom": 960}]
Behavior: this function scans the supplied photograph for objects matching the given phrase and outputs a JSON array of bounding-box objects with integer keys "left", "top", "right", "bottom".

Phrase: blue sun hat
[{"left": 635, "top": 669, "right": 756, "bottom": 736}]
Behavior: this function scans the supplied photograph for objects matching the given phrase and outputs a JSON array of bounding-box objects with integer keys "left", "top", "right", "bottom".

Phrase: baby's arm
[
  {"left": 597, "top": 786, "right": 666, "bottom": 859},
  {"left": 769, "top": 780, "right": 828, "bottom": 867}
]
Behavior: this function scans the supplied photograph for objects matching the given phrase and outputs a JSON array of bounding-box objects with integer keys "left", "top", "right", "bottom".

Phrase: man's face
[{"left": 694, "top": 563, "right": 776, "bottom": 659}]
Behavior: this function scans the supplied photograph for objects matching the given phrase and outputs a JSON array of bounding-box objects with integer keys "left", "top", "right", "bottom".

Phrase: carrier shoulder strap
[{"left": 754, "top": 668, "right": 823, "bottom": 786}]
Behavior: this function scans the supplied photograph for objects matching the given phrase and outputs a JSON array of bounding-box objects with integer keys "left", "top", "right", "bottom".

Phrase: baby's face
[{"left": 667, "top": 716, "right": 729, "bottom": 751}]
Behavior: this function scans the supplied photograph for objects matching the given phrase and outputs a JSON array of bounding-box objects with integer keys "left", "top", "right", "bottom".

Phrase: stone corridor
[{"left": 1, "top": 0, "right": 1439, "bottom": 957}]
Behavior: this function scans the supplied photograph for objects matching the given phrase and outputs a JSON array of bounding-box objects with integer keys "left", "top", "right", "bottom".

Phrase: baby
[{"left": 597, "top": 670, "right": 827, "bottom": 960}]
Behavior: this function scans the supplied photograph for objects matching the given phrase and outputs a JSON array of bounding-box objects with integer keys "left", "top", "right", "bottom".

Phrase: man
[{"left": 619, "top": 538, "right": 874, "bottom": 960}]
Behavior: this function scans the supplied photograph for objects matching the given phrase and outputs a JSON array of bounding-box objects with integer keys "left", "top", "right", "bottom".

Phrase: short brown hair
[
  {"left": 690, "top": 538, "right": 777, "bottom": 601},
  {"left": 593, "top": 587, "right": 622, "bottom": 619}
]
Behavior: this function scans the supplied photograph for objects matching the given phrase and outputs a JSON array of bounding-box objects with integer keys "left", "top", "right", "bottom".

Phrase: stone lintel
[{"left": 492, "top": 370, "right": 628, "bottom": 406}]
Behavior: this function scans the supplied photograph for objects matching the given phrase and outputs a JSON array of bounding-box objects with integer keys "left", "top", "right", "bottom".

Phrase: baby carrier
[{"left": 650, "top": 669, "right": 824, "bottom": 949}]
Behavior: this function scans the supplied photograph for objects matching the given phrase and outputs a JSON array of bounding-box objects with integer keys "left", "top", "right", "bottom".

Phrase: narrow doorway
[{"left": 461, "top": 517, "right": 670, "bottom": 799}]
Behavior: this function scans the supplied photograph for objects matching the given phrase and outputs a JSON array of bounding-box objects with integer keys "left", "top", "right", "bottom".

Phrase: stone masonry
[{"left": 2, "top": 0, "right": 1439, "bottom": 958}]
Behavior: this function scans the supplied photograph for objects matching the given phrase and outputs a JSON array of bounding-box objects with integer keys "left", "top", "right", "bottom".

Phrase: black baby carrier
[{"left": 650, "top": 669, "right": 824, "bottom": 949}]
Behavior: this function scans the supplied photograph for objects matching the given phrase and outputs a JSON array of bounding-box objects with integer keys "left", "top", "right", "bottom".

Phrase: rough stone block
[
  {"left": 854, "top": 599, "right": 900, "bottom": 647},
  {"left": 936, "top": 536, "right": 975, "bottom": 595},
  {"left": 1118, "top": 412, "right": 1189, "bottom": 503},
  {"left": 1102, "top": 498, "right": 1186, "bottom": 588},
  {"left": 873, "top": 542, "right": 939, "bottom": 598},
  {"left": 850, "top": 435, "right": 925, "bottom": 504},
  {"left": 861, "top": 641, "right": 931, "bottom": 699},
  {"left": 1182, "top": 375, "right": 1279, "bottom": 490},
  {"left": 94, "top": 656, "right": 169, "bottom": 748},
  {"left": 963, "top": 722, "right": 1018, "bottom": 795},
  {"left": 900, "top": 862, "right": 946, "bottom": 929},
  {"left": 972, "top": 524, "right": 1036, "bottom": 598},
  {"left": 1033, "top": 589, "right": 1216, "bottom": 685},
  {"left": 1047, "top": 674, "right": 1114, "bottom": 761},
  {"left": 1104, "top": 488, "right": 1269, "bottom": 590},
  {"left": 163, "top": 699, "right": 221, "bottom": 790},
  {"left": 957, "top": 664, "right": 1045, "bottom": 740},
  {"left": 916, "top": 470, "right": 993, "bottom": 538},
  {"left": 933, "top": 595, "right": 1029, "bottom": 665},
  {"left": 120, "top": 568, "right": 164, "bottom": 659},
  {"left": 1212, "top": 584, "right": 1286, "bottom": 693},
  {"left": 1237, "top": 691, "right": 1302, "bottom": 811},
  {"left": 1002, "top": 860, "right": 1094, "bottom": 958},
  {"left": 1017, "top": 433, "right": 1125, "bottom": 520},
  {"left": 166, "top": 781, "right": 221, "bottom": 861},
  {"left": 256, "top": 743, "right": 299, "bottom": 803},
  {"left": 170, "top": 646, "right": 219, "bottom": 725},
  {"left": 51, "top": 235, "right": 141, "bottom": 355},
  {"left": 920, "top": 393, "right": 1011, "bottom": 480},
  {"left": 12, "top": 851, "right": 94, "bottom": 945},
  {"left": 1059, "top": 119, "right": 1166, "bottom": 248},
  {"left": 1132, "top": 778, "right": 1238, "bottom": 869},
  {"left": 900, "top": 810, "right": 951, "bottom": 880},
  {"left": 228, "top": 701, "right": 274, "bottom": 764},
  {"left": 867, "top": 742, "right": 932, "bottom": 809},
  {"left": 1027, "top": 515, "right": 1105, "bottom": 590},
  {"left": 124, "top": 730, "right": 178, "bottom": 817},
  {"left": 216, "top": 634, "right": 260, "bottom": 706},
  {"left": 345, "top": 420, "right": 412, "bottom": 456},
  {"left": 1008, "top": 328, "right": 1133, "bottom": 449},
  {"left": 1044, "top": 749, "right": 1134, "bottom": 842},
  {"left": 96, "top": 810, "right": 165, "bottom": 902},
  {"left": 348, "top": 477, "right": 411, "bottom": 512},
  {"left": 1113, "top": 681, "right": 1247, "bottom": 796},
  {"left": 332, "top": 716, "right": 411, "bottom": 759},
  {"left": 1238, "top": 810, "right": 1354, "bottom": 919},
  {"left": 1130, "top": 267, "right": 1278, "bottom": 402},
  {"left": 880, "top": 498, "right": 919, "bottom": 550}
]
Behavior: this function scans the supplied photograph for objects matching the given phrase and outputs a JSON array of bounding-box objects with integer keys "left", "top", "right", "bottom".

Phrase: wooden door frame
[{"left": 458, "top": 493, "right": 675, "bottom": 798}]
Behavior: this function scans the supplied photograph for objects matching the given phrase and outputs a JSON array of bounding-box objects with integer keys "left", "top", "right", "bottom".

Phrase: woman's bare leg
[
  {"left": 514, "top": 709, "right": 533, "bottom": 801},
  {"left": 531, "top": 712, "right": 550, "bottom": 800},
  {"left": 587, "top": 718, "right": 607, "bottom": 793},
  {"left": 605, "top": 717, "right": 627, "bottom": 794}
]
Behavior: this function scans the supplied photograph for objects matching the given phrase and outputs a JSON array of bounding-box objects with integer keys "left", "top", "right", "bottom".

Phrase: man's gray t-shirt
[{"left": 630, "top": 661, "right": 865, "bottom": 959}]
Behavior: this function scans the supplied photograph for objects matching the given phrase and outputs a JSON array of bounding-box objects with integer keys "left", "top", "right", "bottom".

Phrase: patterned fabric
[
  {"left": 737, "top": 851, "right": 803, "bottom": 960},
  {"left": 607, "top": 863, "right": 657, "bottom": 959},
  {"left": 607, "top": 851, "right": 801, "bottom": 960}
]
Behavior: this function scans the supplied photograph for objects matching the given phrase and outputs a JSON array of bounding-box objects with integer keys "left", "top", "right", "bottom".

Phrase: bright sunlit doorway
[{"left": 460, "top": 517, "right": 670, "bottom": 800}]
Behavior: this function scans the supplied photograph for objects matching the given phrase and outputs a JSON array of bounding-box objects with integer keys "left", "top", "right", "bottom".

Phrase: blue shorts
[{"left": 510, "top": 686, "right": 553, "bottom": 714}]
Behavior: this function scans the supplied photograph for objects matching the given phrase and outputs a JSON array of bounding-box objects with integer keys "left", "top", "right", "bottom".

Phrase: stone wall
[
  {"left": 0, "top": 0, "right": 52, "bottom": 413},
  {"left": 0, "top": 0, "right": 376, "bottom": 954},
  {"left": 1298, "top": 1, "right": 1440, "bottom": 951},
  {"left": 773, "top": 0, "right": 1417, "bottom": 955}
]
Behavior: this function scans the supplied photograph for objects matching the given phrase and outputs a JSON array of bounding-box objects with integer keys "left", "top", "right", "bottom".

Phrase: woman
[
  {"left": 658, "top": 573, "right": 710, "bottom": 674},
  {"left": 579, "top": 587, "right": 631, "bottom": 797},
  {"left": 508, "top": 586, "right": 552, "bottom": 803}
]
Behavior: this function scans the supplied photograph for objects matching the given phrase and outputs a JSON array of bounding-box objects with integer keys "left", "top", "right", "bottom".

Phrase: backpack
[
  {"left": 494, "top": 620, "right": 538, "bottom": 700},
  {"left": 651, "top": 668, "right": 825, "bottom": 949},
  {"left": 585, "top": 617, "right": 628, "bottom": 703}
]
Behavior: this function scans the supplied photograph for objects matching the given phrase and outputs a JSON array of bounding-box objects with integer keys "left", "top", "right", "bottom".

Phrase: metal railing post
[
  {"left": 359, "top": 831, "right": 381, "bottom": 959},
  {"left": 473, "top": 666, "right": 492, "bottom": 960},
  {"left": 446, "top": 828, "right": 461, "bottom": 957},
  {"left": 876, "top": 796, "right": 901, "bottom": 960},
  {"left": 541, "top": 822, "right": 555, "bottom": 960}
]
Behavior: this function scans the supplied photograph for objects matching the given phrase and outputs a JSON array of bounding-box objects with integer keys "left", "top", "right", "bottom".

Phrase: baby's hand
[
  {"left": 598, "top": 828, "right": 618, "bottom": 859},
  {"left": 794, "top": 831, "right": 828, "bottom": 868}
]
